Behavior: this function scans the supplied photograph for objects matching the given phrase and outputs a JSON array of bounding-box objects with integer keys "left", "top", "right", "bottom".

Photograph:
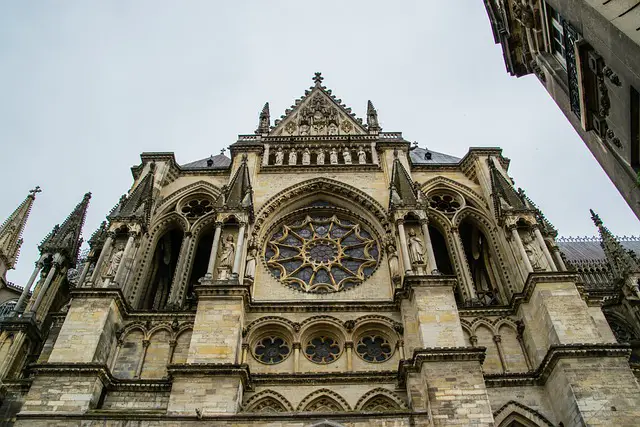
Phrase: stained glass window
[
  {"left": 355, "top": 335, "right": 393, "bottom": 362},
  {"left": 253, "top": 336, "right": 291, "bottom": 364},
  {"left": 304, "top": 335, "right": 341, "bottom": 364},
  {"left": 266, "top": 214, "right": 379, "bottom": 293}
]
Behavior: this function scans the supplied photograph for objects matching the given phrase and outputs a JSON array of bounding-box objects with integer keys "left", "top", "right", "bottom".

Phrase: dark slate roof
[
  {"left": 558, "top": 237, "right": 640, "bottom": 264},
  {"left": 181, "top": 154, "right": 231, "bottom": 170},
  {"left": 410, "top": 147, "right": 460, "bottom": 165}
]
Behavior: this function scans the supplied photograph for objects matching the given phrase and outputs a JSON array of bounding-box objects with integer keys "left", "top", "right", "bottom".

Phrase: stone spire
[
  {"left": 367, "top": 100, "right": 381, "bottom": 132},
  {"left": 0, "top": 187, "right": 41, "bottom": 276},
  {"left": 256, "top": 102, "right": 270, "bottom": 134},
  {"left": 389, "top": 151, "right": 417, "bottom": 209},
  {"left": 108, "top": 165, "right": 155, "bottom": 229},
  {"left": 39, "top": 192, "right": 91, "bottom": 267},
  {"left": 591, "top": 209, "right": 638, "bottom": 282}
]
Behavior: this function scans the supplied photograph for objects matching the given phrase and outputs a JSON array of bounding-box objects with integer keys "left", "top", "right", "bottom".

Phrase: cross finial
[
  {"left": 29, "top": 186, "right": 42, "bottom": 197},
  {"left": 313, "top": 72, "right": 324, "bottom": 86},
  {"left": 220, "top": 148, "right": 226, "bottom": 155}
]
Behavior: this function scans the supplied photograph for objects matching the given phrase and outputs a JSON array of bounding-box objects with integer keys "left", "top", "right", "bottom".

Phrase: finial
[
  {"left": 256, "top": 102, "right": 270, "bottom": 134},
  {"left": 29, "top": 186, "right": 42, "bottom": 198},
  {"left": 242, "top": 153, "right": 248, "bottom": 163},
  {"left": 220, "top": 148, "right": 226, "bottom": 155},
  {"left": 590, "top": 209, "right": 603, "bottom": 227},
  {"left": 83, "top": 192, "right": 92, "bottom": 200},
  {"left": 366, "top": 100, "right": 380, "bottom": 132},
  {"left": 313, "top": 72, "right": 324, "bottom": 86}
]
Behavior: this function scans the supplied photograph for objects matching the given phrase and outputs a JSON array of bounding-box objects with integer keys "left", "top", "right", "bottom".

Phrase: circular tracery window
[
  {"left": 355, "top": 334, "right": 393, "bottom": 362},
  {"left": 265, "top": 214, "right": 379, "bottom": 293},
  {"left": 429, "top": 193, "right": 462, "bottom": 213},
  {"left": 253, "top": 336, "right": 291, "bottom": 364},
  {"left": 181, "top": 199, "right": 213, "bottom": 219},
  {"left": 304, "top": 335, "right": 341, "bottom": 364}
]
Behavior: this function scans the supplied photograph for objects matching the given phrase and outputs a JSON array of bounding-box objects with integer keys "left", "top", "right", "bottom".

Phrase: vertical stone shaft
[
  {"left": 511, "top": 227, "right": 533, "bottom": 273},
  {"left": 533, "top": 227, "right": 557, "bottom": 271},
  {"left": 451, "top": 228, "right": 477, "bottom": 301},
  {"left": 76, "top": 257, "right": 93, "bottom": 288},
  {"left": 114, "top": 232, "right": 136, "bottom": 286},
  {"left": 14, "top": 255, "right": 45, "bottom": 313},
  {"left": 232, "top": 222, "right": 246, "bottom": 276},
  {"left": 166, "top": 233, "right": 193, "bottom": 306},
  {"left": 28, "top": 258, "right": 59, "bottom": 314},
  {"left": 206, "top": 222, "right": 223, "bottom": 276},
  {"left": 397, "top": 220, "right": 412, "bottom": 274},
  {"left": 89, "top": 233, "right": 114, "bottom": 286},
  {"left": 420, "top": 219, "right": 437, "bottom": 274},
  {"left": 551, "top": 245, "right": 567, "bottom": 271}
]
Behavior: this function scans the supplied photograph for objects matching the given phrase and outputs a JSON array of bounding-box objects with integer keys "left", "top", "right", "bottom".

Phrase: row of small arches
[{"left": 243, "top": 388, "right": 408, "bottom": 413}]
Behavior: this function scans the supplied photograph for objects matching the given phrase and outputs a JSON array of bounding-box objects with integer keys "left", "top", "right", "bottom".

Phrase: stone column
[
  {"left": 206, "top": 222, "right": 223, "bottom": 278},
  {"left": 533, "top": 226, "right": 557, "bottom": 271},
  {"left": 493, "top": 335, "right": 508, "bottom": 373},
  {"left": 166, "top": 232, "right": 193, "bottom": 307},
  {"left": 451, "top": 227, "right": 477, "bottom": 302},
  {"left": 370, "top": 141, "right": 379, "bottom": 165},
  {"left": 232, "top": 222, "right": 246, "bottom": 277},
  {"left": 0, "top": 332, "right": 26, "bottom": 379},
  {"left": 114, "top": 231, "right": 137, "bottom": 286},
  {"left": 14, "top": 255, "right": 47, "bottom": 314},
  {"left": 241, "top": 344, "right": 248, "bottom": 364},
  {"left": 262, "top": 144, "right": 270, "bottom": 166},
  {"left": 88, "top": 232, "right": 115, "bottom": 286},
  {"left": 136, "top": 339, "right": 150, "bottom": 378},
  {"left": 76, "top": 256, "right": 93, "bottom": 288},
  {"left": 420, "top": 218, "right": 437, "bottom": 274},
  {"left": 293, "top": 343, "right": 301, "bottom": 373},
  {"left": 396, "top": 219, "right": 412, "bottom": 274},
  {"left": 345, "top": 342, "right": 353, "bottom": 371},
  {"left": 27, "top": 254, "right": 62, "bottom": 315},
  {"left": 510, "top": 227, "right": 533, "bottom": 274},
  {"left": 551, "top": 245, "right": 567, "bottom": 271}
]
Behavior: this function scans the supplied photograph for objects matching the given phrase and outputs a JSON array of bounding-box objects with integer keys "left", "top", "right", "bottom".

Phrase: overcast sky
[{"left": 0, "top": 1, "right": 637, "bottom": 286}]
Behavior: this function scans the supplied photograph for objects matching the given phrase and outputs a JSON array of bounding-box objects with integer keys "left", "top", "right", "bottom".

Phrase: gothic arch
[
  {"left": 297, "top": 388, "right": 351, "bottom": 412},
  {"left": 243, "top": 390, "right": 294, "bottom": 413},
  {"left": 493, "top": 401, "right": 554, "bottom": 427},
  {"left": 252, "top": 178, "right": 390, "bottom": 244},
  {"left": 420, "top": 176, "right": 488, "bottom": 212},
  {"left": 245, "top": 316, "right": 299, "bottom": 337},
  {"left": 154, "top": 180, "right": 223, "bottom": 218},
  {"left": 354, "top": 388, "right": 408, "bottom": 411}
]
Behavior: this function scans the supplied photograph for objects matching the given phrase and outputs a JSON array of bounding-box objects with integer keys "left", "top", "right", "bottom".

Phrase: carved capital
[
  {"left": 493, "top": 335, "right": 502, "bottom": 344},
  {"left": 469, "top": 335, "right": 478, "bottom": 346},
  {"left": 292, "top": 342, "right": 302, "bottom": 350},
  {"left": 142, "top": 339, "right": 150, "bottom": 348},
  {"left": 344, "top": 341, "right": 354, "bottom": 349},
  {"left": 106, "top": 231, "right": 117, "bottom": 240},
  {"left": 169, "top": 340, "right": 177, "bottom": 348}
]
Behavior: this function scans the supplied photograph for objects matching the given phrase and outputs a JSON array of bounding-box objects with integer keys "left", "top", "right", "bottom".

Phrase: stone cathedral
[{"left": 1, "top": 73, "right": 640, "bottom": 427}]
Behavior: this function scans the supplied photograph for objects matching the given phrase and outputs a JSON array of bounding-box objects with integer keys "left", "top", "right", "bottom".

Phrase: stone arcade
[{"left": 1, "top": 73, "right": 640, "bottom": 426}]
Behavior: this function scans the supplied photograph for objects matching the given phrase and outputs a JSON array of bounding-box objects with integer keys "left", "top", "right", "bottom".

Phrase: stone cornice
[
  {"left": 167, "top": 363, "right": 252, "bottom": 390},
  {"left": 0, "top": 314, "right": 43, "bottom": 343},
  {"left": 194, "top": 280, "right": 252, "bottom": 299},
  {"left": 398, "top": 346, "right": 487, "bottom": 386},
  {"left": 252, "top": 371, "right": 397, "bottom": 385},
  {"left": 484, "top": 343, "right": 632, "bottom": 388},
  {"left": 258, "top": 164, "right": 381, "bottom": 174},
  {"left": 247, "top": 300, "right": 398, "bottom": 313},
  {"left": 394, "top": 274, "right": 458, "bottom": 303}
]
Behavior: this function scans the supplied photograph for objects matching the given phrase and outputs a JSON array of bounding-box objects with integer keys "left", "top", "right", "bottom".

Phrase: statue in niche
[
  {"left": 302, "top": 148, "right": 311, "bottom": 165},
  {"left": 357, "top": 147, "right": 367, "bottom": 164},
  {"left": 343, "top": 148, "right": 352, "bottom": 164},
  {"left": 148, "top": 233, "right": 173, "bottom": 309},
  {"left": 299, "top": 123, "right": 310, "bottom": 136},
  {"left": 106, "top": 244, "right": 125, "bottom": 277},
  {"left": 330, "top": 148, "right": 338, "bottom": 165},
  {"left": 328, "top": 123, "right": 338, "bottom": 135},
  {"left": 407, "top": 229, "right": 425, "bottom": 265},
  {"left": 387, "top": 245, "right": 400, "bottom": 283},
  {"left": 217, "top": 235, "right": 235, "bottom": 280},
  {"left": 316, "top": 149, "right": 325, "bottom": 165},
  {"left": 245, "top": 248, "right": 257, "bottom": 281},
  {"left": 275, "top": 147, "right": 284, "bottom": 165},
  {"left": 289, "top": 148, "right": 297, "bottom": 165},
  {"left": 522, "top": 231, "right": 545, "bottom": 271}
]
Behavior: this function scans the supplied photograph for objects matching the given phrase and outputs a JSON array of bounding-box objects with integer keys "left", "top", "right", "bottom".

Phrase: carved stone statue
[
  {"left": 522, "top": 231, "right": 545, "bottom": 271},
  {"left": 343, "top": 148, "right": 352, "bottom": 165},
  {"left": 275, "top": 147, "right": 284, "bottom": 165},
  {"left": 407, "top": 229, "right": 425, "bottom": 265},
  {"left": 330, "top": 148, "right": 338, "bottom": 165},
  {"left": 289, "top": 148, "right": 297, "bottom": 165},
  {"left": 218, "top": 235, "right": 235, "bottom": 279},
  {"left": 299, "top": 123, "right": 310, "bottom": 135},
  {"left": 106, "top": 246, "right": 125, "bottom": 277},
  {"left": 245, "top": 248, "right": 257, "bottom": 280},
  {"left": 388, "top": 245, "right": 400, "bottom": 282},
  {"left": 302, "top": 148, "right": 311, "bottom": 165},
  {"left": 358, "top": 147, "right": 367, "bottom": 164},
  {"left": 316, "top": 149, "right": 325, "bottom": 165},
  {"left": 328, "top": 123, "right": 338, "bottom": 135}
]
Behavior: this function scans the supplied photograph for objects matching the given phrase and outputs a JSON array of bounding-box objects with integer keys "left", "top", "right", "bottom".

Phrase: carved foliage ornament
[{"left": 265, "top": 211, "right": 380, "bottom": 293}]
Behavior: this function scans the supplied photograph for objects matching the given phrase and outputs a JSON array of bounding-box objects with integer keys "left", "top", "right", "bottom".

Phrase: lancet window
[
  {"left": 142, "top": 227, "right": 183, "bottom": 310},
  {"left": 459, "top": 220, "right": 502, "bottom": 305}
]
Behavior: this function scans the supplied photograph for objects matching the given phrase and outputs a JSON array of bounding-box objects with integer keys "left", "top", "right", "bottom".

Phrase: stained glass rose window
[
  {"left": 181, "top": 199, "right": 214, "bottom": 219},
  {"left": 355, "top": 334, "right": 393, "bottom": 362},
  {"left": 265, "top": 214, "right": 379, "bottom": 293},
  {"left": 253, "top": 336, "right": 291, "bottom": 364},
  {"left": 304, "top": 335, "right": 341, "bottom": 364}
]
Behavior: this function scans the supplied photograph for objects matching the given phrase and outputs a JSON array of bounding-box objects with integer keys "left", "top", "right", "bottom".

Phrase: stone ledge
[
  {"left": 252, "top": 371, "right": 397, "bottom": 385},
  {"left": 398, "top": 346, "right": 487, "bottom": 386},
  {"left": 393, "top": 274, "right": 458, "bottom": 302},
  {"left": 484, "top": 343, "right": 632, "bottom": 387},
  {"left": 0, "top": 314, "right": 43, "bottom": 342},
  {"left": 167, "top": 363, "right": 252, "bottom": 390}
]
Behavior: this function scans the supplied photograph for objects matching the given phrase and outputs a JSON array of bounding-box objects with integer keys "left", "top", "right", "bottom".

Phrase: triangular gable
[
  {"left": 389, "top": 156, "right": 417, "bottom": 208},
  {"left": 270, "top": 73, "right": 368, "bottom": 137}
]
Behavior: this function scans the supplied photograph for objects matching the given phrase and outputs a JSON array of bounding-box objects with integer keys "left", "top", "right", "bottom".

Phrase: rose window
[
  {"left": 304, "top": 335, "right": 341, "bottom": 364},
  {"left": 181, "top": 199, "right": 213, "bottom": 219},
  {"left": 429, "top": 193, "right": 461, "bottom": 213},
  {"left": 253, "top": 336, "right": 291, "bottom": 364},
  {"left": 355, "top": 335, "right": 393, "bottom": 362},
  {"left": 265, "top": 214, "right": 379, "bottom": 293}
]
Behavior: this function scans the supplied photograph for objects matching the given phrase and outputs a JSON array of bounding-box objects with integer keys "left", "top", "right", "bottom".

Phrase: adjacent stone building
[
  {"left": 482, "top": 0, "right": 640, "bottom": 220},
  {"left": 1, "top": 73, "right": 640, "bottom": 426}
]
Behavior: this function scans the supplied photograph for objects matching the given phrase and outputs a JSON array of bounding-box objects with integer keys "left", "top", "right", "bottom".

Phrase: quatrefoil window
[
  {"left": 265, "top": 214, "right": 379, "bottom": 293},
  {"left": 429, "top": 193, "right": 462, "bottom": 213},
  {"left": 355, "top": 334, "right": 393, "bottom": 362},
  {"left": 304, "top": 335, "right": 341, "bottom": 364},
  {"left": 181, "top": 199, "right": 213, "bottom": 218},
  {"left": 253, "top": 336, "right": 291, "bottom": 365}
]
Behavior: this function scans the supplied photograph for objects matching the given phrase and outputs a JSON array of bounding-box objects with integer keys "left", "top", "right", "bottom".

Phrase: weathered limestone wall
[
  {"left": 13, "top": 418, "right": 418, "bottom": 427},
  {"left": 167, "top": 376, "right": 243, "bottom": 416},
  {"left": 19, "top": 374, "right": 103, "bottom": 415},
  {"left": 486, "top": 385, "right": 558, "bottom": 426},
  {"left": 102, "top": 391, "right": 170, "bottom": 411}
]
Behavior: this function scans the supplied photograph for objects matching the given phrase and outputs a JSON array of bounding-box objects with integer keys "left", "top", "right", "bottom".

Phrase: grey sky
[{"left": 0, "top": 1, "right": 637, "bottom": 286}]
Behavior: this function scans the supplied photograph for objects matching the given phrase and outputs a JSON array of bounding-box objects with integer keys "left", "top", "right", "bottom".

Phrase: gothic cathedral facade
[{"left": 1, "top": 73, "right": 640, "bottom": 426}]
